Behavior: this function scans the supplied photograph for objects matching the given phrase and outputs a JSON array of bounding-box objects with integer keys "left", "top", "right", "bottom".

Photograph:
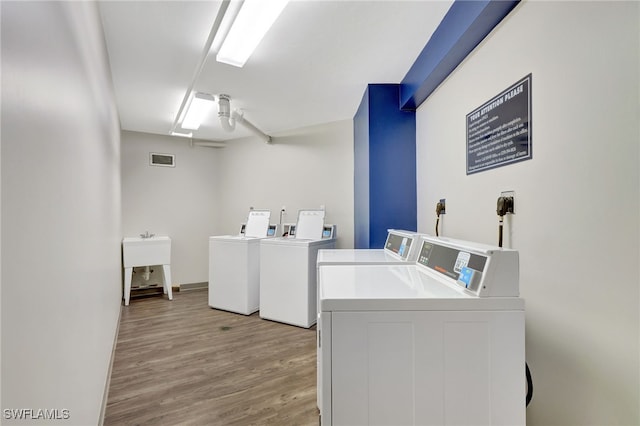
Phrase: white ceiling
[{"left": 98, "top": 0, "right": 453, "bottom": 142}]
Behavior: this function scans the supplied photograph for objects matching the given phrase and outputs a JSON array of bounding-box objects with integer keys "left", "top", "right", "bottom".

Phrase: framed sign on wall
[{"left": 466, "top": 74, "right": 532, "bottom": 175}]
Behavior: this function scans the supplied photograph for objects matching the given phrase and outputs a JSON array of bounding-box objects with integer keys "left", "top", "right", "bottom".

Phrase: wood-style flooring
[{"left": 104, "top": 289, "right": 319, "bottom": 425}]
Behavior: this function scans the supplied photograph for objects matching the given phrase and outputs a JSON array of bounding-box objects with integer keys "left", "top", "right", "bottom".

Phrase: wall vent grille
[{"left": 150, "top": 153, "right": 175, "bottom": 167}]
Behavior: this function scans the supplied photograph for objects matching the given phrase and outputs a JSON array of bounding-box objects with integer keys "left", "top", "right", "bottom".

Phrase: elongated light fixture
[
  {"left": 171, "top": 130, "right": 193, "bottom": 138},
  {"left": 181, "top": 92, "right": 216, "bottom": 130},
  {"left": 216, "top": 0, "right": 289, "bottom": 67}
]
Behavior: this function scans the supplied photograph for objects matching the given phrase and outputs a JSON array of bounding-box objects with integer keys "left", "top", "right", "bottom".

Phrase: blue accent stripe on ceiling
[{"left": 400, "top": 0, "right": 520, "bottom": 110}]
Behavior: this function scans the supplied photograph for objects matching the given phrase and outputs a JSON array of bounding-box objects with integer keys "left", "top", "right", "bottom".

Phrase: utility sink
[
  {"left": 123, "top": 236, "right": 171, "bottom": 267},
  {"left": 122, "top": 236, "right": 172, "bottom": 306}
]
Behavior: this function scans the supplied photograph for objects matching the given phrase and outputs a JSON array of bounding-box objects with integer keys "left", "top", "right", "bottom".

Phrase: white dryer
[
  {"left": 317, "top": 236, "right": 525, "bottom": 426},
  {"left": 208, "top": 210, "right": 275, "bottom": 315},
  {"left": 316, "top": 229, "right": 423, "bottom": 267},
  {"left": 315, "top": 228, "right": 424, "bottom": 408},
  {"left": 260, "top": 209, "right": 336, "bottom": 328}
]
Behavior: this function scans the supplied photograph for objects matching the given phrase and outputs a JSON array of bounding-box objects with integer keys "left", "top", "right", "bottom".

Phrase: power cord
[
  {"left": 526, "top": 362, "right": 533, "bottom": 406},
  {"left": 496, "top": 196, "right": 514, "bottom": 247},
  {"left": 435, "top": 201, "right": 445, "bottom": 237}
]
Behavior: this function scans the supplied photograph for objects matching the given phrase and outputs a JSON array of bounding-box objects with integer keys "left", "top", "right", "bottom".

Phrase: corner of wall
[
  {"left": 354, "top": 86, "right": 371, "bottom": 249},
  {"left": 354, "top": 84, "right": 416, "bottom": 249}
]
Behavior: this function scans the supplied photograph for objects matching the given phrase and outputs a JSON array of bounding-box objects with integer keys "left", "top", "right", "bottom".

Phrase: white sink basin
[{"left": 122, "top": 236, "right": 171, "bottom": 267}]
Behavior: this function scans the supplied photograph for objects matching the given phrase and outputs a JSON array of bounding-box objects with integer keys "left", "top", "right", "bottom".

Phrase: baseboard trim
[
  {"left": 99, "top": 305, "right": 122, "bottom": 425},
  {"left": 172, "top": 281, "right": 207, "bottom": 292}
]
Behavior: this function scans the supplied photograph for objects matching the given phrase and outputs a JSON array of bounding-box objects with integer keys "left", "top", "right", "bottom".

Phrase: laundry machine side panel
[
  {"left": 259, "top": 243, "right": 310, "bottom": 327},
  {"left": 208, "top": 238, "right": 255, "bottom": 314},
  {"left": 328, "top": 310, "right": 525, "bottom": 426}
]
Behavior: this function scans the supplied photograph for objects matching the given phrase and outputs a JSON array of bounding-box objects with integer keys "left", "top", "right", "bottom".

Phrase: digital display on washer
[
  {"left": 417, "top": 241, "right": 486, "bottom": 282},
  {"left": 385, "top": 233, "right": 413, "bottom": 259}
]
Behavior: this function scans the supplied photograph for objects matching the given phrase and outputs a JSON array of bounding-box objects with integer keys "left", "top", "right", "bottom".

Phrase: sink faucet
[{"left": 140, "top": 230, "right": 155, "bottom": 239}]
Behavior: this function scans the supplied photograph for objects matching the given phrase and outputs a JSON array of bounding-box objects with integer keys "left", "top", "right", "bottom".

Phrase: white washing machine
[
  {"left": 208, "top": 210, "right": 276, "bottom": 315},
  {"left": 260, "top": 209, "right": 336, "bottom": 328},
  {"left": 317, "top": 236, "right": 525, "bottom": 426}
]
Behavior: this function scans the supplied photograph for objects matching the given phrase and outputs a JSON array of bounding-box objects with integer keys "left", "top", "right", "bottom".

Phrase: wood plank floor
[{"left": 104, "top": 289, "right": 319, "bottom": 425}]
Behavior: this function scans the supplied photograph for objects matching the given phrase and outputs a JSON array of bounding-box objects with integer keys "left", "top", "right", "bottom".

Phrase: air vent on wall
[{"left": 150, "top": 153, "right": 175, "bottom": 167}]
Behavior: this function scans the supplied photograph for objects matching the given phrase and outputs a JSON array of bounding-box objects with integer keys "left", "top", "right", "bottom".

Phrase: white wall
[
  {"left": 121, "top": 131, "right": 222, "bottom": 286},
  {"left": 416, "top": 1, "right": 639, "bottom": 425},
  {"left": 218, "top": 120, "right": 354, "bottom": 249},
  {"left": 120, "top": 119, "right": 352, "bottom": 289},
  {"left": 0, "top": 1, "right": 3, "bottom": 411},
  {"left": 1, "top": 2, "right": 122, "bottom": 425}
]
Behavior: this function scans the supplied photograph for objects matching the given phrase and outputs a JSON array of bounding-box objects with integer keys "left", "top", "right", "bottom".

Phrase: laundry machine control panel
[
  {"left": 384, "top": 231, "right": 416, "bottom": 260},
  {"left": 416, "top": 236, "right": 519, "bottom": 297},
  {"left": 322, "top": 225, "right": 336, "bottom": 239}
]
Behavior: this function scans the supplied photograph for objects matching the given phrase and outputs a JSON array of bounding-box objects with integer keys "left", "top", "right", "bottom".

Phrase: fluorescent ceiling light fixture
[
  {"left": 171, "top": 130, "right": 193, "bottom": 138},
  {"left": 181, "top": 92, "right": 216, "bottom": 130},
  {"left": 216, "top": 0, "right": 289, "bottom": 67}
]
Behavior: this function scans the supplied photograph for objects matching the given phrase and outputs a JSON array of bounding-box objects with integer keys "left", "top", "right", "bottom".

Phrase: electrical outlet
[
  {"left": 498, "top": 191, "right": 515, "bottom": 215},
  {"left": 436, "top": 198, "right": 446, "bottom": 215}
]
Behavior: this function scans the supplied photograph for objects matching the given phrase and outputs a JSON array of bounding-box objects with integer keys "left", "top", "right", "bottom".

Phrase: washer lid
[
  {"left": 318, "top": 264, "right": 524, "bottom": 312},
  {"left": 295, "top": 209, "right": 325, "bottom": 240},
  {"left": 244, "top": 209, "right": 271, "bottom": 237}
]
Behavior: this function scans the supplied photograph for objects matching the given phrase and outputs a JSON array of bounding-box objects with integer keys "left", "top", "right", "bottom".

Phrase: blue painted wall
[
  {"left": 353, "top": 87, "right": 371, "bottom": 249},
  {"left": 353, "top": 0, "right": 519, "bottom": 248},
  {"left": 354, "top": 84, "right": 416, "bottom": 249}
]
